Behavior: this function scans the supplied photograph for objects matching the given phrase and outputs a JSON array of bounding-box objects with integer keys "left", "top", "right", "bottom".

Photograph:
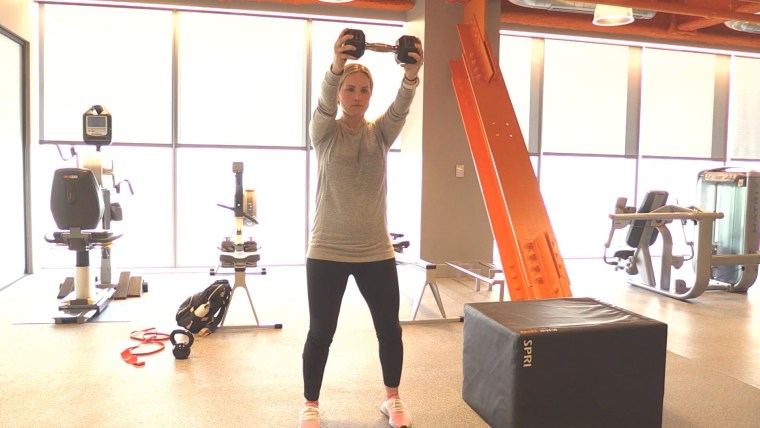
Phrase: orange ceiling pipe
[
  {"left": 540, "top": 0, "right": 760, "bottom": 25},
  {"left": 217, "top": 0, "right": 414, "bottom": 11},
  {"left": 500, "top": 8, "right": 760, "bottom": 47},
  {"left": 678, "top": 2, "right": 760, "bottom": 31}
]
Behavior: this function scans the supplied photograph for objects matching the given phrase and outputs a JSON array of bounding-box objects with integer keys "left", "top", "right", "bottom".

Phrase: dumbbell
[{"left": 344, "top": 29, "right": 419, "bottom": 64}]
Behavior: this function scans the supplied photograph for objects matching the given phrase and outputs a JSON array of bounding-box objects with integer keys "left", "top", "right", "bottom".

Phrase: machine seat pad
[
  {"left": 219, "top": 253, "right": 261, "bottom": 267},
  {"left": 614, "top": 249, "right": 635, "bottom": 260},
  {"left": 45, "top": 231, "right": 122, "bottom": 245}
]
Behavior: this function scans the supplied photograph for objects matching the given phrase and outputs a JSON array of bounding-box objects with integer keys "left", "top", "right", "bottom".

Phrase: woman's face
[{"left": 339, "top": 72, "right": 372, "bottom": 119}]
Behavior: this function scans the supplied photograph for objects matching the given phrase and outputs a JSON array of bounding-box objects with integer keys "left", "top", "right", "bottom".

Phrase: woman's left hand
[{"left": 402, "top": 39, "right": 424, "bottom": 80}]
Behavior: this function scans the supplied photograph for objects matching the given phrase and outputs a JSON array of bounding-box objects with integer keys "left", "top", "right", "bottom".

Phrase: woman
[{"left": 298, "top": 28, "right": 424, "bottom": 428}]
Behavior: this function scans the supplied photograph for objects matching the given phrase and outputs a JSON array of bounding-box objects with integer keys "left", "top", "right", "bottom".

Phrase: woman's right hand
[{"left": 331, "top": 28, "right": 356, "bottom": 75}]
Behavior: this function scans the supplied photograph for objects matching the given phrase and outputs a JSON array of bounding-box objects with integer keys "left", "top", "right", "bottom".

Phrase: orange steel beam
[{"left": 449, "top": 1, "right": 571, "bottom": 300}]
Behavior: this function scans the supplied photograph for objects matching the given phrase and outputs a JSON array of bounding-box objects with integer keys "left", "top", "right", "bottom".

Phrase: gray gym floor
[{"left": 0, "top": 259, "right": 758, "bottom": 427}]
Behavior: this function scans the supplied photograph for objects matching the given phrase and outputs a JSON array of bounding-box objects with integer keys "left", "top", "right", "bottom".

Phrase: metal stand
[
  {"left": 209, "top": 161, "right": 281, "bottom": 330},
  {"left": 46, "top": 219, "right": 123, "bottom": 324},
  {"left": 397, "top": 259, "right": 462, "bottom": 325},
  {"left": 210, "top": 254, "right": 281, "bottom": 330},
  {"left": 446, "top": 260, "right": 506, "bottom": 302},
  {"left": 55, "top": 287, "right": 116, "bottom": 324}
]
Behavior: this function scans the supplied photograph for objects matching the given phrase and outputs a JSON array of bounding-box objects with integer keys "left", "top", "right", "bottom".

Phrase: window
[
  {"left": 178, "top": 13, "right": 307, "bottom": 146},
  {"left": 0, "top": 27, "right": 26, "bottom": 287},
  {"left": 639, "top": 48, "right": 716, "bottom": 158},
  {"left": 42, "top": 5, "right": 173, "bottom": 144},
  {"left": 728, "top": 56, "right": 760, "bottom": 160},
  {"left": 498, "top": 33, "right": 755, "bottom": 259},
  {"left": 38, "top": 5, "right": 411, "bottom": 268},
  {"left": 176, "top": 148, "right": 307, "bottom": 266},
  {"left": 36, "top": 5, "right": 760, "bottom": 269},
  {"left": 499, "top": 35, "right": 532, "bottom": 149},
  {"left": 542, "top": 40, "right": 629, "bottom": 155},
  {"left": 539, "top": 156, "right": 636, "bottom": 258}
]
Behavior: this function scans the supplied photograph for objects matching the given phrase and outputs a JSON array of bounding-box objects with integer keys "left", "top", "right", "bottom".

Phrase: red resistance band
[{"left": 121, "top": 328, "right": 170, "bottom": 367}]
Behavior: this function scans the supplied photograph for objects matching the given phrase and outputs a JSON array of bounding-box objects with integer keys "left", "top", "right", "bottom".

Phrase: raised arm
[
  {"left": 375, "top": 38, "right": 424, "bottom": 147},
  {"left": 310, "top": 29, "right": 358, "bottom": 145}
]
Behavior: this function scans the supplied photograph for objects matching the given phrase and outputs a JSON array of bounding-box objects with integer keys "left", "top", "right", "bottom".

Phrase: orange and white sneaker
[
  {"left": 380, "top": 396, "right": 412, "bottom": 428},
  {"left": 297, "top": 404, "right": 322, "bottom": 428}
]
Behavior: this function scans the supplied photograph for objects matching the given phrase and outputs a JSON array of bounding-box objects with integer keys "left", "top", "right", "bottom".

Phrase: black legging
[{"left": 302, "top": 257, "right": 403, "bottom": 402}]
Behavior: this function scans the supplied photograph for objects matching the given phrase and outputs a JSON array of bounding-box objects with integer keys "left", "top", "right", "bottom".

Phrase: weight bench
[
  {"left": 391, "top": 233, "right": 462, "bottom": 325},
  {"left": 446, "top": 260, "right": 506, "bottom": 302}
]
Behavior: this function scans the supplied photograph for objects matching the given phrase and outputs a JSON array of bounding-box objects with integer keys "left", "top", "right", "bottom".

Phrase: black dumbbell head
[
  {"left": 396, "top": 35, "right": 419, "bottom": 64},
  {"left": 345, "top": 29, "right": 366, "bottom": 59}
]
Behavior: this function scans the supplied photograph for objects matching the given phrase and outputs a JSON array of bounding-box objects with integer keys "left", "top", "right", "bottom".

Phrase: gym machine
[
  {"left": 209, "top": 162, "right": 282, "bottom": 330},
  {"left": 344, "top": 29, "right": 420, "bottom": 64},
  {"left": 45, "top": 105, "right": 145, "bottom": 323},
  {"left": 604, "top": 167, "right": 760, "bottom": 300}
]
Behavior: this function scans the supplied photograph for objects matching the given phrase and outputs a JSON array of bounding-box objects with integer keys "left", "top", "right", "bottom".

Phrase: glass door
[{"left": 0, "top": 25, "right": 29, "bottom": 289}]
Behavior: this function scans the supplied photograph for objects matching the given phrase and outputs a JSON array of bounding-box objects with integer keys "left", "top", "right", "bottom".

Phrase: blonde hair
[{"left": 338, "top": 63, "right": 374, "bottom": 91}]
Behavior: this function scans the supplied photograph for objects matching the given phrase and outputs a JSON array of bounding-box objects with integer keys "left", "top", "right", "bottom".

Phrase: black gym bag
[{"left": 176, "top": 279, "right": 232, "bottom": 335}]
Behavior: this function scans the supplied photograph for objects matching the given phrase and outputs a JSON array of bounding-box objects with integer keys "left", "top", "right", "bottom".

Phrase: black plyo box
[{"left": 463, "top": 297, "right": 667, "bottom": 428}]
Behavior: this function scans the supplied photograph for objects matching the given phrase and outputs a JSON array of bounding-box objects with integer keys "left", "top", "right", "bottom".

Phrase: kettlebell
[{"left": 170, "top": 329, "right": 194, "bottom": 360}]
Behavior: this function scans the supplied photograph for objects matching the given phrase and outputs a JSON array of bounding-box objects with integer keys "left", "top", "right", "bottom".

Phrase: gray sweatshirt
[{"left": 307, "top": 69, "right": 418, "bottom": 262}]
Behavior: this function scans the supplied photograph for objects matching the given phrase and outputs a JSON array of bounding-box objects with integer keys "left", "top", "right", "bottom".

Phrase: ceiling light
[{"left": 593, "top": 4, "right": 635, "bottom": 26}]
